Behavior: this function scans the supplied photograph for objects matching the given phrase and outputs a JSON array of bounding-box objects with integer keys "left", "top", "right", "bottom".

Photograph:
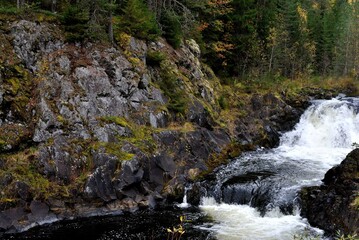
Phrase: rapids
[{"left": 198, "top": 97, "right": 359, "bottom": 240}]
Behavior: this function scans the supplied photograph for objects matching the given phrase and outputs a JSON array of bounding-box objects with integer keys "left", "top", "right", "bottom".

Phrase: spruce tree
[{"left": 118, "top": 0, "right": 160, "bottom": 41}]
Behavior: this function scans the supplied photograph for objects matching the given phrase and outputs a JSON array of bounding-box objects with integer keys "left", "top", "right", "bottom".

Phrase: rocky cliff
[
  {"left": 0, "top": 18, "right": 327, "bottom": 233},
  {"left": 300, "top": 148, "right": 359, "bottom": 237}
]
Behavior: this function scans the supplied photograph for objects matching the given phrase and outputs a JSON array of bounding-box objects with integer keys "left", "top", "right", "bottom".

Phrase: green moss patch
[
  {"left": 99, "top": 116, "right": 130, "bottom": 128},
  {"left": 91, "top": 142, "right": 135, "bottom": 161},
  {"left": 0, "top": 124, "right": 33, "bottom": 152},
  {"left": 2, "top": 65, "right": 34, "bottom": 121},
  {"left": 0, "top": 148, "right": 70, "bottom": 205},
  {"left": 99, "top": 116, "right": 157, "bottom": 155}
]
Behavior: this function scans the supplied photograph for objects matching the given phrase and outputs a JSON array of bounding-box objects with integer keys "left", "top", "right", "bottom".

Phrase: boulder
[
  {"left": 84, "top": 159, "right": 118, "bottom": 202},
  {"left": 300, "top": 149, "right": 359, "bottom": 236}
]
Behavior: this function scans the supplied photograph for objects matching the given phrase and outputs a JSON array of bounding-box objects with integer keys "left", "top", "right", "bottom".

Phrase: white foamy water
[
  {"left": 200, "top": 98, "right": 359, "bottom": 240},
  {"left": 281, "top": 98, "right": 359, "bottom": 149},
  {"left": 200, "top": 197, "right": 323, "bottom": 240},
  {"left": 177, "top": 187, "right": 190, "bottom": 208}
]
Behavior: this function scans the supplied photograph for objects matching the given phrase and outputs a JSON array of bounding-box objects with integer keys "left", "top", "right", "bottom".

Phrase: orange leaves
[
  {"left": 198, "top": 22, "right": 209, "bottom": 32},
  {"left": 212, "top": 41, "right": 234, "bottom": 65}
]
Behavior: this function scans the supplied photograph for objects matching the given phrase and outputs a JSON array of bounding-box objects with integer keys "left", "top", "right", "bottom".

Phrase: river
[{"left": 3, "top": 97, "right": 359, "bottom": 239}]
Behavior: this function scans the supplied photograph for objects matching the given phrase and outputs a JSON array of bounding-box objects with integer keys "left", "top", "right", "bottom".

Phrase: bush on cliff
[{"left": 159, "top": 67, "right": 187, "bottom": 115}]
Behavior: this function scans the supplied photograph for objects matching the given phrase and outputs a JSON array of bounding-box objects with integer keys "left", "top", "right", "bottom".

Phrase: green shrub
[
  {"left": 0, "top": 6, "right": 18, "bottom": 15},
  {"left": 218, "top": 94, "right": 229, "bottom": 110},
  {"left": 146, "top": 50, "right": 166, "bottom": 66},
  {"left": 0, "top": 0, "right": 18, "bottom": 14},
  {"left": 159, "top": 69, "right": 187, "bottom": 114},
  {"left": 160, "top": 10, "right": 183, "bottom": 48},
  {"left": 118, "top": 0, "right": 160, "bottom": 41}
]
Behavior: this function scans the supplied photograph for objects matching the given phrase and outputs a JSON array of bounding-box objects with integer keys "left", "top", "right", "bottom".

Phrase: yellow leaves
[
  {"left": 212, "top": 42, "right": 234, "bottom": 58},
  {"left": 312, "top": 2, "right": 320, "bottom": 10},
  {"left": 297, "top": 5, "right": 308, "bottom": 24},
  {"left": 166, "top": 216, "right": 186, "bottom": 239},
  {"left": 116, "top": 32, "right": 131, "bottom": 49},
  {"left": 213, "top": 20, "right": 224, "bottom": 32}
]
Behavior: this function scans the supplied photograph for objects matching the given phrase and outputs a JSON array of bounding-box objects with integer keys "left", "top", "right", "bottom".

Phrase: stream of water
[{"left": 198, "top": 97, "right": 359, "bottom": 240}]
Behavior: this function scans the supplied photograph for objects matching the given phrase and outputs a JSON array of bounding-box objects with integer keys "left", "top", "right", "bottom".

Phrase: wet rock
[
  {"left": 107, "top": 198, "right": 139, "bottom": 212},
  {"left": 300, "top": 148, "right": 359, "bottom": 236},
  {"left": 0, "top": 212, "right": 11, "bottom": 230},
  {"left": 187, "top": 183, "right": 203, "bottom": 206}
]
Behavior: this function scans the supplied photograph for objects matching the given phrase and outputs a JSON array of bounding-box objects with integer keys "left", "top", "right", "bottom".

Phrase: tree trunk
[
  {"left": 51, "top": 0, "right": 56, "bottom": 12},
  {"left": 269, "top": 44, "right": 274, "bottom": 73},
  {"left": 108, "top": 7, "right": 114, "bottom": 44}
]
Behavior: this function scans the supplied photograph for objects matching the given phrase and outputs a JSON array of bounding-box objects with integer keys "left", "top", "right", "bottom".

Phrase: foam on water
[{"left": 200, "top": 197, "right": 323, "bottom": 240}]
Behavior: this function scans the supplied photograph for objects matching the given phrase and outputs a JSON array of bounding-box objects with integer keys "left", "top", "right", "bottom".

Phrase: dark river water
[{"left": 2, "top": 207, "right": 213, "bottom": 240}]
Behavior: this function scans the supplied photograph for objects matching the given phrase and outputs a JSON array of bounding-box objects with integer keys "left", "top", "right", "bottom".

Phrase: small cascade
[
  {"left": 198, "top": 97, "right": 359, "bottom": 240},
  {"left": 177, "top": 186, "right": 190, "bottom": 208}
]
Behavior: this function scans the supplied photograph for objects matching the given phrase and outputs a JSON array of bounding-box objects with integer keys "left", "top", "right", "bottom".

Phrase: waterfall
[
  {"left": 177, "top": 186, "right": 190, "bottom": 208},
  {"left": 281, "top": 98, "right": 359, "bottom": 148},
  {"left": 199, "top": 97, "right": 359, "bottom": 240}
]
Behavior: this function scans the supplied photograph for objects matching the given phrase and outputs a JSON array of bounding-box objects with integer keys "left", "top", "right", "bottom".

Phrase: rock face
[
  {"left": 0, "top": 19, "right": 307, "bottom": 233},
  {"left": 300, "top": 149, "right": 359, "bottom": 236}
]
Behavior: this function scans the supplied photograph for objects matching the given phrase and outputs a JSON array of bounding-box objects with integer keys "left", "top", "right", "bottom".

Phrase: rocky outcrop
[
  {"left": 237, "top": 93, "right": 303, "bottom": 148},
  {"left": 0, "top": 18, "right": 306, "bottom": 233},
  {"left": 300, "top": 148, "right": 359, "bottom": 236}
]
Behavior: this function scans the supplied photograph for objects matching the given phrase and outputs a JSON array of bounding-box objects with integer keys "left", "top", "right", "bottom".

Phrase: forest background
[{"left": 1, "top": 0, "right": 358, "bottom": 84}]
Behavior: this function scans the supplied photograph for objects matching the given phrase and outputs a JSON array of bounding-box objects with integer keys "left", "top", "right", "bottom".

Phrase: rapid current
[{"left": 197, "top": 97, "right": 359, "bottom": 239}]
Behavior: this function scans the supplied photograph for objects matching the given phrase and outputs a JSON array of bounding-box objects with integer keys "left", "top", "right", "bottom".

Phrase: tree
[
  {"left": 118, "top": 0, "right": 160, "bottom": 41},
  {"left": 332, "top": 0, "right": 359, "bottom": 77},
  {"left": 160, "top": 10, "right": 183, "bottom": 48}
]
